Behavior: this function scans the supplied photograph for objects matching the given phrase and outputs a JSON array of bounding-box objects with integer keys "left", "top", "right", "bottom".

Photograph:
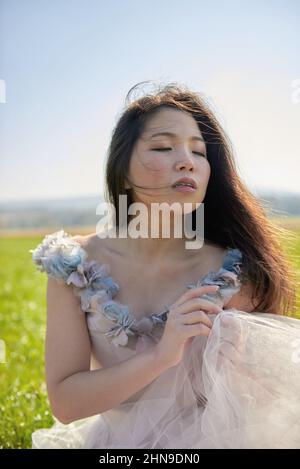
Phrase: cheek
[
  {"left": 193, "top": 161, "right": 211, "bottom": 198},
  {"left": 129, "top": 152, "right": 170, "bottom": 182},
  {"left": 193, "top": 158, "right": 211, "bottom": 186},
  {"left": 128, "top": 152, "right": 211, "bottom": 186},
  {"left": 139, "top": 153, "right": 170, "bottom": 175},
  {"left": 202, "top": 160, "right": 211, "bottom": 182}
]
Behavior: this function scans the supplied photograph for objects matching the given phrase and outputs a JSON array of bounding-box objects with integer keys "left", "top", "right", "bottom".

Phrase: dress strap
[
  {"left": 222, "top": 247, "right": 243, "bottom": 276},
  {"left": 29, "top": 229, "right": 87, "bottom": 283}
]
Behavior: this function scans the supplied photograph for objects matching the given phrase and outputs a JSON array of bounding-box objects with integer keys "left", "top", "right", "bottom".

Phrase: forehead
[{"left": 141, "top": 109, "right": 203, "bottom": 141}]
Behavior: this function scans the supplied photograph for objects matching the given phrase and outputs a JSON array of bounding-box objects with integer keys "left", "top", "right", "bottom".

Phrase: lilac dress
[{"left": 29, "top": 230, "right": 300, "bottom": 448}]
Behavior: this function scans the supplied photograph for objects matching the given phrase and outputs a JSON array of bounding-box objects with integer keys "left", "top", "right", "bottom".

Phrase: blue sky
[{"left": 0, "top": 0, "right": 299, "bottom": 201}]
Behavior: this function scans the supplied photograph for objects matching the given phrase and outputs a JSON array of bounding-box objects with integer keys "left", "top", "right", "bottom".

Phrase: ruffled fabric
[
  {"left": 30, "top": 230, "right": 246, "bottom": 348},
  {"left": 31, "top": 309, "right": 300, "bottom": 449},
  {"left": 30, "top": 230, "right": 300, "bottom": 449}
]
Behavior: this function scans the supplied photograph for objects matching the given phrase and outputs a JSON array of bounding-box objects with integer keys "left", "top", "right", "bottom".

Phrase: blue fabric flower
[
  {"left": 101, "top": 301, "right": 137, "bottom": 346},
  {"left": 30, "top": 230, "right": 86, "bottom": 282},
  {"left": 186, "top": 248, "right": 245, "bottom": 308},
  {"left": 30, "top": 231, "right": 247, "bottom": 349}
]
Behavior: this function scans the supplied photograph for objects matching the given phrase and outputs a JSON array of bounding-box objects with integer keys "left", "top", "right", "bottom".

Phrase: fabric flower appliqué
[
  {"left": 30, "top": 231, "right": 246, "bottom": 349},
  {"left": 101, "top": 301, "right": 137, "bottom": 347},
  {"left": 186, "top": 248, "right": 245, "bottom": 309}
]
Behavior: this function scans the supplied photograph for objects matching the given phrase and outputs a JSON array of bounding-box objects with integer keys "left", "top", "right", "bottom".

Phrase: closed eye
[{"left": 151, "top": 148, "right": 206, "bottom": 157}]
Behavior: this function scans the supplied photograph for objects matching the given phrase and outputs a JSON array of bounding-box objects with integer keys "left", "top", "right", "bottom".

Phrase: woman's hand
[
  {"left": 216, "top": 314, "right": 256, "bottom": 380},
  {"left": 153, "top": 284, "right": 222, "bottom": 368}
]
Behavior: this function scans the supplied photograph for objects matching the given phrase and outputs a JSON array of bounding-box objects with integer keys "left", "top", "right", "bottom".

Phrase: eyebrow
[{"left": 148, "top": 131, "right": 205, "bottom": 142}]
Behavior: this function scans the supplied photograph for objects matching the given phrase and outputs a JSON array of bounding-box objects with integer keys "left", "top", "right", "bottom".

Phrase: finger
[
  {"left": 220, "top": 315, "right": 248, "bottom": 353},
  {"left": 220, "top": 317, "right": 242, "bottom": 342},
  {"left": 218, "top": 342, "right": 255, "bottom": 379},
  {"left": 173, "top": 285, "right": 220, "bottom": 308},
  {"left": 178, "top": 297, "right": 222, "bottom": 315},
  {"left": 181, "top": 310, "right": 213, "bottom": 328},
  {"left": 184, "top": 322, "right": 212, "bottom": 337}
]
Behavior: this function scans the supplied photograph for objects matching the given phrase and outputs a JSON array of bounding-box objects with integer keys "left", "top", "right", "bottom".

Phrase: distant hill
[
  {"left": 254, "top": 190, "right": 300, "bottom": 217},
  {"left": 0, "top": 190, "right": 299, "bottom": 232},
  {"left": 0, "top": 195, "right": 104, "bottom": 231}
]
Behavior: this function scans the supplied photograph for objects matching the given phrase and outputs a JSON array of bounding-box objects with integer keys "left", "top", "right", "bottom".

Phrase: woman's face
[{"left": 125, "top": 108, "right": 211, "bottom": 215}]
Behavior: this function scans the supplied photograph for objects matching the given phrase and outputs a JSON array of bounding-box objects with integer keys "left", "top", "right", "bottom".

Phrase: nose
[{"left": 174, "top": 150, "right": 195, "bottom": 172}]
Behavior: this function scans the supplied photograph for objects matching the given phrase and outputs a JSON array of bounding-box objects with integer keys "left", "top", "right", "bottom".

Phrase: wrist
[{"left": 151, "top": 344, "right": 174, "bottom": 372}]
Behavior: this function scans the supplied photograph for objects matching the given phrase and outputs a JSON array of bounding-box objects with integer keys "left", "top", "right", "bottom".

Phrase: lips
[{"left": 171, "top": 177, "right": 197, "bottom": 189}]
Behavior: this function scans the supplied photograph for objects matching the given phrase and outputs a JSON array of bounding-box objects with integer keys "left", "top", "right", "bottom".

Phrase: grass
[
  {"left": 0, "top": 237, "right": 54, "bottom": 448},
  {"left": 0, "top": 223, "right": 300, "bottom": 448}
]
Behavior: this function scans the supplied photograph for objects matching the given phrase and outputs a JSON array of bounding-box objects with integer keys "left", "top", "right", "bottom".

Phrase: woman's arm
[{"left": 45, "top": 277, "right": 169, "bottom": 425}]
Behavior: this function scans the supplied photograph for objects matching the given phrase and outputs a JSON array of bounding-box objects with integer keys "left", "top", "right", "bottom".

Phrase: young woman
[{"left": 30, "top": 82, "right": 300, "bottom": 449}]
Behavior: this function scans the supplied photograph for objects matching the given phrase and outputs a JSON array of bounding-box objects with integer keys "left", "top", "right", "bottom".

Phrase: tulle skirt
[{"left": 32, "top": 309, "right": 300, "bottom": 449}]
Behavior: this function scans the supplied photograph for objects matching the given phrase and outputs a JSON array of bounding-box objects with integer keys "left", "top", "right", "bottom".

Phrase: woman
[{"left": 30, "top": 82, "right": 300, "bottom": 448}]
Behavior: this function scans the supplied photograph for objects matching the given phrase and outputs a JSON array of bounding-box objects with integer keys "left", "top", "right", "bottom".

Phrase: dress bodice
[{"left": 30, "top": 230, "right": 246, "bottom": 364}]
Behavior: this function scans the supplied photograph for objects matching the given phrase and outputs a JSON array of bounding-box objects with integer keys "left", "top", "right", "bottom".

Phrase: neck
[{"left": 115, "top": 213, "right": 204, "bottom": 262}]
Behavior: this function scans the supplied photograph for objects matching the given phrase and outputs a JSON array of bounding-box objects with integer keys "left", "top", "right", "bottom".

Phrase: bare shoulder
[
  {"left": 225, "top": 279, "right": 259, "bottom": 313},
  {"left": 70, "top": 231, "right": 117, "bottom": 264},
  {"left": 70, "top": 232, "right": 94, "bottom": 249},
  {"left": 195, "top": 240, "right": 228, "bottom": 271}
]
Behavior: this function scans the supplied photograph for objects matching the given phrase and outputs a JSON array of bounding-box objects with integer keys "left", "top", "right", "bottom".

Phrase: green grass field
[
  {"left": 0, "top": 236, "right": 55, "bottom": 449},
  {"left": 1, "top": 225, "right": 300, "bottom": 448}
]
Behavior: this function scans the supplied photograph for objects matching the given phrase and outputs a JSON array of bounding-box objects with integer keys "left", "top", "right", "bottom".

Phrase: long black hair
[{"left": 104, "top": 81, "right": 297, "bottom": 316}]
